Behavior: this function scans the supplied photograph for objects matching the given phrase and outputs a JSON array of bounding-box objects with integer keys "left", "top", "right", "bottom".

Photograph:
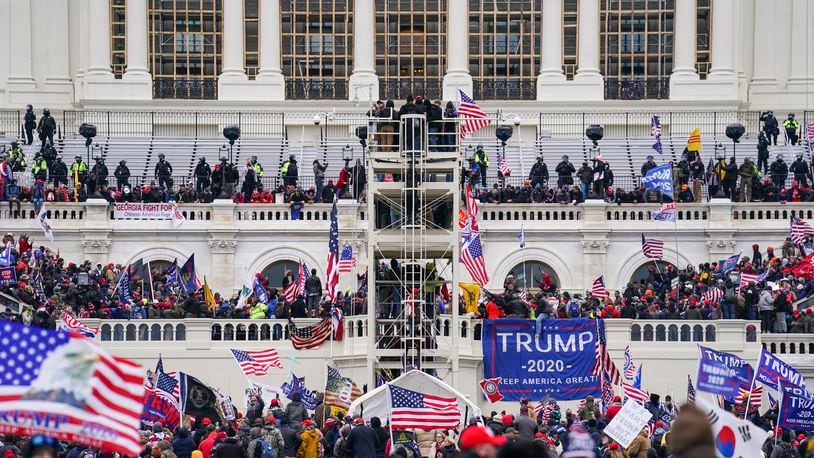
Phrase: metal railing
[
  {"left": 153, "top": 79, "right": 218, "bottom": 100},
  {"left": 0, "top": 110, "right": 21, "bottom": 138},
  {"left": 62, "top": 110, "right": 285, "bottom": 139},
  {"left": 379, "top": 78, "right": 443, "bottom": 101},
  {"left": 285, "top": 80, "right": 348, "bottom": 100},
  {"left": 472, "top": 79, "right": 537, "bottom": 100},
  {"left": 604, "top": 78, "right": 670, "bottom": 100}
]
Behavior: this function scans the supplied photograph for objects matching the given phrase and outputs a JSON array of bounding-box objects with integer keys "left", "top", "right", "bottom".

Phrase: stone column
[
  {"left": 348, "top": 0, "right": 378, "bottom": 102},
  {"left": 218, "top": 0, "right": 249, "bottom": 99},
  {"left": 573, "top": 0, "right": 603, "bottom": 99},
  {"left": 120, "top": 0, "right": 153, "bottom": 98},
  {"left": 536, "top": 0, "right": 568, "bottom": 100},
  {"left": 671, "top": 0, "right": 698, "bottom": 80},
  {"left": 442, "top": 0, "right": 472, "bottom": 101},
  {"left": 707, "top": 0, "right": 736, "bottom": 80},
  {"left": 787, "top": 0, "right": 814, "bottom": 89},
  {"left": 749, "top": 0, "right": 778, "bottom": 87},
  {"left": 208, "top": 238, "right": 238, "bottom": 295},
  {"left": 85, "top": 0, "right": 114, "bottom": 78},
  {"left": 253, "top": 0, "right": 285, "bottom": 100},
  {"left": 5, "top": 0, "right": 36, "bottom": 90},
  {"left": 45, "top": 0, "right": 73, "bottom": 85}
]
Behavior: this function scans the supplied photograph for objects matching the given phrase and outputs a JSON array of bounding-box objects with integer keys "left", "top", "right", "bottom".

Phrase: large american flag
[
  {"left": 790, "top": 216, "right": 814, "bottom": 245},
  {"left": 283, "top": 260, "right": 311, "bottom": 303},
  {"left": 389, "top": 385, "right": 461, "bottom": 430},
  {"left": 0, "top": 321, "right": 144, "bottom": 456},
  {"left": 498, "top": 155, "right": 512, "bottom": 176},
  {"left": 622, "top": 381, "right": 649, "bottom": 404},
  {"left": 592, "top": 320, "right": 621, "bottom": 385},
  {"left": 288, "top": 318, "right": 333, "bottom": 350},
  {"left": 338, "top": 244, "right": 357, "bottom": 273},
  {"left": 591, "top": 276, "right": 606, "bottom": 298},
  {"left": 324, "top": 365, "right": 362, "bottom": 409},
  {"left": 641, "top": 234, "right": 664, "bottom": 259},
  {"left": 461, "top": 234, "right": 489, "bottom": 286},
  {"left": 153, "top": 371, "right": 180, "bottom": 430},
  {"left": 702, "top": 287, "right": 723, "bottom": 305},
  {"left": 623, "top": 345, "right": 636, "bottom": 380},
  {"left": 326, "top": 198, "right": 340, "bottom": 301},
  {"left": 229, "top": 349, "right": 282, "bottom": 376},
  {"left": 687, "top": 375, "right": 696, "bottom": 404},
  {"left": 58, "top": 311, "right": 99, "bottom": 338},
  {"left": 458, "top": 90, "right": 491, "bottom": 138}
]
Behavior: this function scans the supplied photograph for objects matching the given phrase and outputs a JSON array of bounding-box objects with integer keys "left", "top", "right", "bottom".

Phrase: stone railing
[{"left": 761, "top": 334, "right": 814, "bottom": 355}]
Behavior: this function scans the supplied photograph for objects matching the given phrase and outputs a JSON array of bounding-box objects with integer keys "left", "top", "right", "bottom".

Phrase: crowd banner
[
  {"left": 603, "top": 399, "right": 653, "bottom": 448},
  {"left": 113, "top": 202, "right": 184, "bottom": 222},
  {"left": 778, "top": 385, "right": 814, "bottom": 431},
  {"left": 0, "top": 267, "right": 16, "bottom": 286},
  {"left": 755, "top": 347, "right": 806, "bottom": 392},
  {"left": 481, "top": 318, "right": 601, "bottom": 401},
  {"left": 141, "top": 386, "right": 181, "bottom": 431},
  {"left": 642, "top": 163, "right": 673, "bottom": 199},
  {"left": 697, "top": 346, "right": 754, "bottom": 400},
  {"left": 696, "top": 346, "right": 741, "bottom": 399},
  {"left": 243, "top": 380, "right": 285, "bottom": 411}
]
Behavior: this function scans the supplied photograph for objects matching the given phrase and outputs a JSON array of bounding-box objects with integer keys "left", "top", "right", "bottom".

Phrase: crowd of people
[{"left": 3, "top": 389, "right": 813, "bottom": 458}]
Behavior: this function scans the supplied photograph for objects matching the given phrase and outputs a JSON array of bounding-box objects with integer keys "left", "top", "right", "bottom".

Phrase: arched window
[
  {"left": 262, "top": 260, "right": 302, "bottom": 289},
  {"left": 629, "top": 261, "right": 675, "bottom": 285},
  {"left": 505, "top": 261, "right": 560, "bottom": 292}
]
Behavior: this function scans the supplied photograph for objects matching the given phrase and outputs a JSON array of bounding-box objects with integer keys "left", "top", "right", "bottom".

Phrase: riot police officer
[
  {"left": 7, "top": 141, "right": 25, "bottom": 172},
  {"left": 555, "top": 155, "right": 575, "bottom": 188},
  {"left": 31, "top": 151, "right": 48, "bottom": 182},
  {"left": 154, "top": 153, "right": 173, "bottom": 189},
  {"left": 790, "top": 154, "right": 811, "bottom": 187},
  {"left": 36, "top": 108, "right": 56, "bottom": 151},
  {"left": 194, "top": 157, "right": 211, "bottom": 194},
  {"left": 115, "top": 160, "right": 130, "bottom": 190},
  {"left": 90, "top": 157, "right": 109, "bottom": 194},
  {"left": 760, "top": 110, "right": 779, "bottom": 146},
  {"left": 23, "top": 104, "right": 36, "bottom": 145},
  {"left": 784, "top": 113, "right": 801, "bottom": 145},
  {"left": 528, "top": 157, "right": 549, "bottom": 189},
  {"left": 51, "top": 156, "right": 68, "bottom": 187}
]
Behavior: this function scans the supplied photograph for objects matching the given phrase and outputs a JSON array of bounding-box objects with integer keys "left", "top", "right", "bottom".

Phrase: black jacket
[
  {"left": 212, "top": 438, "right": 245, "bottom": 458},
  {"left": 345, "top": 425, "right": 377, "bottom": 458},
  {"left": 115, "top": 165, "right": 130, "bottom": 180},
  {"left": 529, "top": 161, "right": 549, "bottom": 182},
  {"left": 195, "top": 162, "right": 212, "bottom": 178}
]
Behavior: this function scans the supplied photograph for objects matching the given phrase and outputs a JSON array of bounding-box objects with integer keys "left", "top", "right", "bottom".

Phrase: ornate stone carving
[
  {"left": 80, "top": 239, "right": 111, "bottom": 254},
  {"left": 580, "top": 239, "right": 610, "bottom": 254},
  {"left": 208, "top": 239, "right": 238, "bottom": 253}
]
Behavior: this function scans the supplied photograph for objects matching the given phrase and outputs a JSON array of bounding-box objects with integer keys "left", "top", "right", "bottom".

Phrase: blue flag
[
  {"left": 117, "top": 268, "right": 132, "bottom": 303},
  {"left": 755, "top": 347, "right": 806, "bottom": 392},
  {"left": 779, "top": 384, "right": 814, "bottom": 431},
  {"left": 651, "top": 116, "right": 663, "bottom": 155},
  {"left": 719, "top": 253, "right": 741, "bottom": 275},
  {"left": 632, "top": 365, "right": 643, "bottom": 389},
  {"left": 179, "top": 254, "right": 199, "bottom": 294},
  {"left": 697, "top": 346, "right": 745, "bottom": 400},
  {"left": 0, "top": 242, "right": 12, "bottom": 267},
  {"left": 281, "top": 374, "right": 319, "bottom": 410},
  {"left": 165, "top": 259, "right": 179, "bottom": 288},
  {"left": 253, "top": 277, "right": 268, "bottom": 303},
  {"left": 641, "top": 163, "right": 673, "bottom": 199}
]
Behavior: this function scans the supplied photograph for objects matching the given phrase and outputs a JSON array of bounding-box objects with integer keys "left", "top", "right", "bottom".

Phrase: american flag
[
  {"left": 326, "top": 198, "right": 340, "bottom": 301},
  {"left": 461, "top": 234, "right": 489, "bottom": 286},
  {"left": 288, "top": 318, "right": 333, "bottom": 350},
  {"left": 338, "top": 244, "right": 357, "bottom": 273},
  {"left": 734, "top": 385, "right": 763, "bottom": 409},
  {"left": 324, "top": 365, "right": 362, "bottom": 409},
  {"left": 592, "top": 320, "right": 621, "bottom": 385},
  {"left": 537, "top": 400, "right": 556, "bottom": 423},
  {"left": 153, "top": 371, "right": 180, "bottom": 430},
  {"left": 790, "top": 216, "right": 814, "bottom": 245},
  {"left": 623, "top": 345, "right": 636, "bottom": 380},
  {"left": 641, "top": 234, "right": 664, "bottom": 259},
  {"left": 601, "top": 371, "right": 616, "bottom": 414},
  {"left": 739, "top": 272, "right": 759, "bottom": 288},
  {"left": 389, "top": 385, "right": 461, "bottom": 430},
  {"left": 702, "top": 287, "right": 723, "bottom": 305},
  {"left": 155, "top": 357, "right": 180, "bottom": 400},
  {"left": 458, "top": 90, "right": 491, "bottom": 138},
  {"left": 229, "top": 349, "right": 282, "bottom": 376},
  {"left": 807, "top": 122, "right": 814, "bottom": 156},
  {"left": 58, "top": 311, "right": 99, "bottom": 338},
  {"left": 461, "top": 184, "right": 480, "bottom": 242},
  {"left": 687, "top": 375, "right": 696, "bottom": 404},
  {"left": 0, "top": 321, "right": 145, "bottom": 456},
  {"left": 651, "top": 115, "right": 663, "bottom": 155},
  {"left": 283, "top": 260, "right": 310, "bottom": 303},
  {"left": 622, "top": 381, "right": 649, "bottom": 404},
  {"left": 591, "top": 276, "right": 606, "bottom": 298},
  {"left": 498, "top": 155, "right": 512, "bottom": 177}
]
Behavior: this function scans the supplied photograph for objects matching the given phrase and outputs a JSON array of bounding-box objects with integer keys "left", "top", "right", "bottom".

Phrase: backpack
[
  {"left": 774, "top": 442, "right": 799, "bottom": 458},
  {"left": 567, "top": 300, "right": 581, "bottom": 318},
  {"left": 253, "top": 439, "right": 276, "bottom": 458}
]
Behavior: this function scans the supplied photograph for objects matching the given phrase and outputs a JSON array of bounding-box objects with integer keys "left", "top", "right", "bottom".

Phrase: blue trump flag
[
  {"left": 281, "top": 374, "right": 319, "bottom": 410},
  {"left": 165, "top": 259, "right": 179, "bottom": 288},
  {"left": 696, "top": 346, "right": 743, "bottom": 400},
  {"left": 719, "top": 253, "right": 741, "bottom": 275},
  {"left": 253, "top": 277, "right": 268, "bottom": 303},
  {"left": 779, "top": 384, "right": 814, "bottom": 431},
  {"left": 481, "top": 318, "right": 601, "bottom": 401},
  {"left": 755, "top": 347, "right": 806, "bottom": 392},
  {"left": 641, "top": 163, "right": 673, "bottom": 199},
  {"left": 179, "top": 254, "right": 199, "bottom": 294}
]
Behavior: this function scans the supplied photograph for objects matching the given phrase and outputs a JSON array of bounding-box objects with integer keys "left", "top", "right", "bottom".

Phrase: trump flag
[{"left": 0, "top": 321, "right": 145, "bottom": 456}]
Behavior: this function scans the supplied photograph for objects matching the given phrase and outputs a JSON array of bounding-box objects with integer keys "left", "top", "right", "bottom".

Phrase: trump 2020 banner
[
  {"left": 779, "top": 385, "right": 814, "bottom": 431},
  {"left": 141, "top": 386, "right": 180, "bottom": 431},
  {"left": 697, "top": 346, "right": 754, "bottom": 401},
  {"left": 755, "top": 347, "right": 806, "bottom": 392},
  {"left": 481, "top": 318, "right": 600, "bottom": 401}
]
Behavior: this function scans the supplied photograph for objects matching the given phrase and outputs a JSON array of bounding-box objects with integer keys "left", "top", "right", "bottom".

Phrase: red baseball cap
[
  {"left": 201, "top": 418, "right": 212, "bottom": 426},
  {"left": 459, "top": 425, "right": 507, "bottom": 450}
]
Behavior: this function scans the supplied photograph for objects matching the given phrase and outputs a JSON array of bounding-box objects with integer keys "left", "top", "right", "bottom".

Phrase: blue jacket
[{"left": 172, "top": 436, "right": 196, "bottom": 458}]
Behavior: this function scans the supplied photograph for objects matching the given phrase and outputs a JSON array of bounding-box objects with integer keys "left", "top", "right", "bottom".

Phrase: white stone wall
[{"left": 1, "top": 1, "right": 812, "bottom": 109}]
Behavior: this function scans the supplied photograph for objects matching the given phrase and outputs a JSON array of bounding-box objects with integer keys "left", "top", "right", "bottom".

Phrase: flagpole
[
  {"left": 775, "top": 382, "right": 784, "bottom": 447},
  {"left": 386, "top": 384, "right": 395, "bottom": 448},
  {"left": 322, "top": 362, "right": 329, "bottom": 427},
  {"left": 147, "top": 260, "right": 155, "bottom": 302}
]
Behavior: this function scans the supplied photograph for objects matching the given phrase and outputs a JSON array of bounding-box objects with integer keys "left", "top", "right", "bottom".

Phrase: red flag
[
  {"left": 479, "top": 377, "right": 504, "bottom": 403},
  {"left": 786, "top": 252, "right": 814, "bottom": 279}
]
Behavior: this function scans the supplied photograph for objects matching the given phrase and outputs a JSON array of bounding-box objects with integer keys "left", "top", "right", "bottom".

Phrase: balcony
[
  {"left": 153, "top": 79, "right": 218, "bottom": 100},
  {"left": 604, "top": 78, "right": 670, "bottom": 100}
]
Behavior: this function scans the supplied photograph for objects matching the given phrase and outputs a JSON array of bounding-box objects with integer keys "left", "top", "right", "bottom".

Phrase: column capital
[{"left": 442, "top": 0, "right": 472, "bottom": 100}]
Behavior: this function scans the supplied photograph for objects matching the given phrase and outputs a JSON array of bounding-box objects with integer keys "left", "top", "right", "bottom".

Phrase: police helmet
[
  {"left": 120, "top": 160, "right": 126, "bottom": 165},
  {"left": 646, "top": 155, "right": 654, "bottom": 161},
  {"left": 10, "top": 141, "right": 17, "bottom": 147},
  {"left": 562, "top": 155, "right": 569, "bottom": 161},
  {"left": 158, "top": 153, "right": 165, "bottom": 159},
  {"left": 788, "top": 113, "right": 795, "bottom": 118},
  {"left": 75, "top": 155, "right": 81, "bottom": 161},
  {"left": 43, "top": 108, "right": 50, "bottom": 116},
  {"left": 251, "top": 156, "right": 258, "bottom": 161},
  {"left": 26, "top": 104, "right": 32, "bottom": 111}
]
